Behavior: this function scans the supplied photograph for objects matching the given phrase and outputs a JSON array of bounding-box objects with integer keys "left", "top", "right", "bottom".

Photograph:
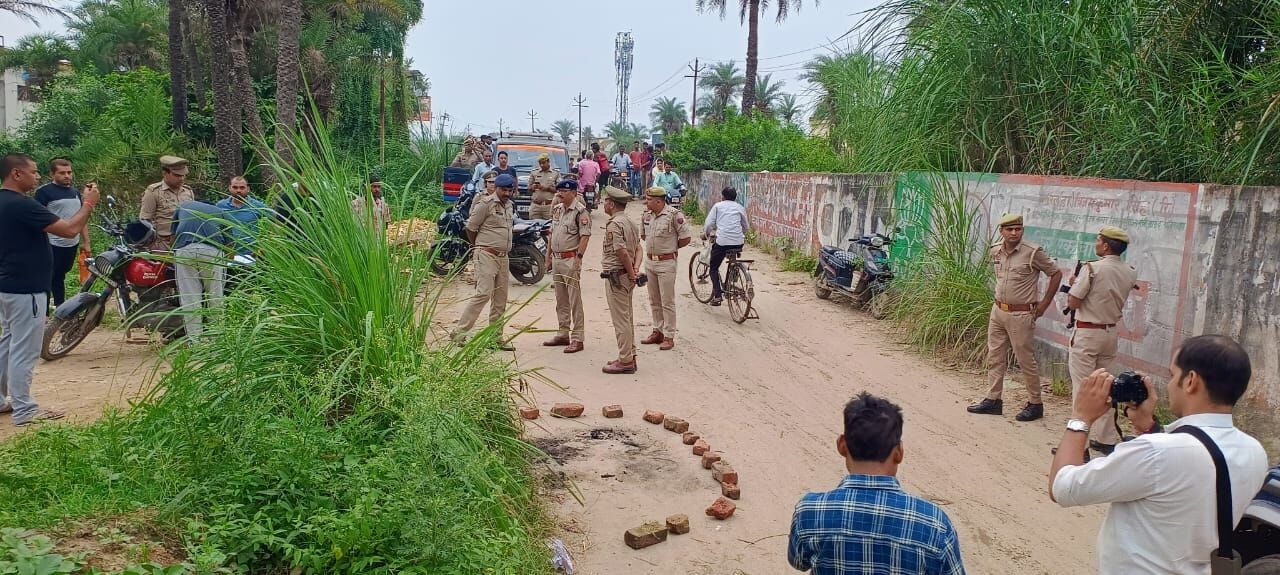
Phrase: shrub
[{"left": 666, "top": 109, "right": 842, "bottom": 173}]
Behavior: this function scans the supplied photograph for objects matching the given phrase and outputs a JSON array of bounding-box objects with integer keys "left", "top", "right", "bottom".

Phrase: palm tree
[
  {"left": 551, "top": 119, "right": 576, "bottom": 144},
  {"left": 649, "top": 96, "right": 688, "bottom": 135},
  {"left": 581, "top": 126, "right": 595, "bottom": 146},
  {"left": 274, "top": 0, "right": 303, "bottom": 166},
  {"left": 168, "top": 0, "right": 187, "bottom": 131},
  {"left": 696, "top": 0, "right": 812, "bottom": 115},
  {"left": 205, "top": 0, "right": 241, "bottom": 178},
  {"left": 775, "top": 93, "right": 801, "bottom": 124},
  {"left": 71, "top": 0, "right": 168, "bottom": 72},
  {"left": 0, "top": 34, "right": 75, "bottom": 89},
  {"left": 698, "top": 61, "right": 745, "bottom": 123},
  {"left": 0, "top": 0, "right": 69, "bottom": 24},
  {"left": 603, "top": 121, "right": 649, "bottom": 153},
  {"left": 753, "top": 73, "right": 784, "bottom": 114}
]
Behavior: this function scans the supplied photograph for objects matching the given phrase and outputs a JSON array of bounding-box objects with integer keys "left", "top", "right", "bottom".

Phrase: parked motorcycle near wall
[{"left": 813, "top": 229, "right": 899, "bottom": 319}]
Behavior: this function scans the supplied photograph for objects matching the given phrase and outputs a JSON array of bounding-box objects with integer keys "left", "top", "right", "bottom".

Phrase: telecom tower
[{"left": 614, "top": 32, "right": 634, "bottom": 125}]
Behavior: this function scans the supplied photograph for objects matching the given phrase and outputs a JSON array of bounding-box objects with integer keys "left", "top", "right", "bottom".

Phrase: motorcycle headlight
[
  {"left": 870, "top": 236, "right": 885, "bottom": 248},
  {"left": 92, "top": 250, "right": 123, "bottom": 276}
]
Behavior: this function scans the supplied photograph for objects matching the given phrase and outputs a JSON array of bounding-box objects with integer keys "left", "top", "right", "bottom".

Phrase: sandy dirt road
[
  {"left": 435, "top": 203, "right": 1105, "bottom": 575},
  {"left": 2, "top": 327, "right": 158, "bottom": 441}
]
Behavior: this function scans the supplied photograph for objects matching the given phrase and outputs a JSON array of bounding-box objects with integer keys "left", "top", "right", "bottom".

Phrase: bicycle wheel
[
  {"left": 725, "top": 263, "right": 755, "bottom": 324},
  {"left": 689, "top": 252, "right": 713, "bottom": 304}
]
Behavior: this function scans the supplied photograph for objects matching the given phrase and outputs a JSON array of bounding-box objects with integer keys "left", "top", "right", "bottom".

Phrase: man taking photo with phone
[{"left": 1049, "top": 335, "right": 1269, "bottom": 574}]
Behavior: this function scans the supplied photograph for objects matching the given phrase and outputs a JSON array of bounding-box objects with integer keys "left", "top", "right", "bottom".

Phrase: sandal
[{"left": 15, "top": 408, "right": 66, "bottom": 426}]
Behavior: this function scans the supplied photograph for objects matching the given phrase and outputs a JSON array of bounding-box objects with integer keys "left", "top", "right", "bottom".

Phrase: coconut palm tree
[
  {"left": 205, "top": 0, "right": 241, "bottom": 178},
  {"left": 551, "top": 119, "right": 576, "bottom": 144},
  {"left": 274, "top": 0, "right": 302, "bottom": 165},
  {"left": 168, "top": 0, "right": 187, "bottom": 131},
  {"left": 775, "top": 93, "right": 801, "bottom": 124},
  {"left": 696, "top": 0, "right": 813, "bottom": 115},
  {"left": 0, "top": 34, "right": 75, "bottom": 89},
  {"left": 71, "top": 0, "right": 168, "bottom": 72},
  {"left": 649, "top": 96, "right": 688, "bottom": 135},
  {"left": 699, "top": 61, "right": 745, "bottom": 123},
  {"left": 753, "top": 73, "right": 784, "bottom": 114},
  {"left": 0, "top": 0, "right": 69, "bottom": 24}
]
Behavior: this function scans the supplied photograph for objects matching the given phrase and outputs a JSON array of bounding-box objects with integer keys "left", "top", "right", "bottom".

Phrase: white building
[{"left": 0, "top": 69, "right": 37, "bottom": 134}]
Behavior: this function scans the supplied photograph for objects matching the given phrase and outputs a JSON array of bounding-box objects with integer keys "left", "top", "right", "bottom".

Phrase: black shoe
[
  {"left": 966, "top": 398, "right": 1003, "bottom": 415},
  {"left": 1015, "top": 403, "right": 1044, "bottom": 422},
  {"left": 1089, "top": 440, "right": 1116, "bottom": 456},
  {"left": 709, "top": 296, "right": 723, "bottom": 306}
]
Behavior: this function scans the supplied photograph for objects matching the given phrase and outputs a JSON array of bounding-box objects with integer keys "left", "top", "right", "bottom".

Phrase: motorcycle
[
  {"left": 581, "top": 183, "right": 598, "bottom": 211},
  {"left": 813, "top": 228, "right": 899, "bottom": 319},
  {"left": 668, "top": 182, "right": 686, "bottom": 207},
  {"left": 42, "top": 197, "right": 182, "bottom": 360},
  {"left": 429, "top": 187, "right": 552, "bottom": 285}
]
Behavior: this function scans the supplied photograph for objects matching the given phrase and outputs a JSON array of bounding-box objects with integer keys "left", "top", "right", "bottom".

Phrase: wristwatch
[{"left": 1066, "top": 418, "right": 1090, "bottom": 433}]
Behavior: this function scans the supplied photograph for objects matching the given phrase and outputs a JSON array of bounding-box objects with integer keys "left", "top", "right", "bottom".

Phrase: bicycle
[{"left": 688, "top": 240, "right": 758, "bottom": 323}]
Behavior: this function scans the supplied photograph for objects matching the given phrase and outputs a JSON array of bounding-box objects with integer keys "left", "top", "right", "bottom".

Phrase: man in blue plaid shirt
[{"left": 788, "top": 392, "right": 966, "bottom": 574}]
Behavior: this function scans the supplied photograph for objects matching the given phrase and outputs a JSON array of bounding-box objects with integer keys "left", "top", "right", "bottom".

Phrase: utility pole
[
  {"left": 685, "top": 58, "right": 706, "bottom": 127},
  {"left": 573, "top": 93, "right": 589, "bottom": 157},
  {"left": 527, "top": 109, "right": 538, "bottom": 132},
  {"left": 498, "top": 118, "right": 505, "bottom": 138}
]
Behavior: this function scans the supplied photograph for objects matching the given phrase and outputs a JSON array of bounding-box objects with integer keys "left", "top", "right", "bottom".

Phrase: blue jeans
[{"left": 629, "top": 168, "right": 641, "bottom": 196}]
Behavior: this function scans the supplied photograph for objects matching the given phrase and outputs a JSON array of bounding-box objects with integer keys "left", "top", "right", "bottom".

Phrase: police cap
[
  {"left": 160, "top": 155, "right": 189, "bottom": 175},
  {"left": 556, "top": 179, "right": 578, "bottom": 190},
  {"left": 538, "top": 153, "right": 550, "bottom": 162},
  {"left": 998, "top": 213, "right": 1024, "bottom": 227},
  {"left": 604, "top": 186, "right": 632, "bottom": 202},
  {"left": 645, "top": 186, "right": 667, "bottom": 198},
  {"left": 1099, "top": 225, "right": 1130, "bottom": 243},
  {"left": 495, "top": 173, "right": 517, "bottom": 188}
]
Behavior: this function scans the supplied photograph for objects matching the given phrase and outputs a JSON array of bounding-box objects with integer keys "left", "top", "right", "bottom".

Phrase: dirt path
[
  {"left": 436, "top": 204, "right": 1105, "bottom": 574},
  {"left": 1, "top": 327, "right": 159, "bottom": 441}
]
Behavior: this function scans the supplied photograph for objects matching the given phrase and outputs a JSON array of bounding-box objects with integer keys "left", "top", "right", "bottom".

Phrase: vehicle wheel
[
  {"left": 509, "top": 244, "right": 545, "bottom": 285},
  {"left": 430, "top": 239, "right": 470, "bottom": 277},
  {"left": 868, "top": 292, "right": 890, "bottom": 320},
  {"left": 689, "top": 252, "right": 713, "bottom": 304},
  {"left": 813, "top": 266, "right": 833, "bottom": 300},
  {"left": 41, "top": 302, "right": 104, "bottom": 361},
  {"left": 727, "top": 265, "right": 754, "bottom": 324}
]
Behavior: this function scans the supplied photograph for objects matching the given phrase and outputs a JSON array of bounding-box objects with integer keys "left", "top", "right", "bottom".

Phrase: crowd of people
[{"left": 4, "top": 147, "right": 1280, "bottom": 574}]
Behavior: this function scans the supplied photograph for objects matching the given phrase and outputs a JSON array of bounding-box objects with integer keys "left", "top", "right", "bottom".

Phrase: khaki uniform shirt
[
  {"left": 528, "top": 169, "right": 560, "bottom": 204},
  {"left": 1068, "top": 255, "right": 1137, "bottom": 324},
  {"left": 602, "top": 212, "right": 640, "bottom": 272},
  {"left": 550, "top": 200, "right": 591, "bottom": 253},
  {"left": 139, "top": 181, "right": 195, "bottom": 236},
  {"left": 465, "top": 194, "right": 514, "bottom": 250},
  {"left": 642, "top": 205, "right": 692, "bottom": 255},
  {"left": 990, "top": 240, "right": 1057, "bottom": 305}
]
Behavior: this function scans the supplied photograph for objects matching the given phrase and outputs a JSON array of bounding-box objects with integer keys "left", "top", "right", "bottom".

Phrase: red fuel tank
[{"left": 125, "top": 258, "right": 168, "bottom": 287}]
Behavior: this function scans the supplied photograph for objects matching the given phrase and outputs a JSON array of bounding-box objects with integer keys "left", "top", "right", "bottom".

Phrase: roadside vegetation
[{"left": 0, "top": 130, "right": 552, "bottom": 574}]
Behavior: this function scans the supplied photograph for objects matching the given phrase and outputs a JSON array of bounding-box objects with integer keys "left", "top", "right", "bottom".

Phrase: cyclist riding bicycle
[{"left": 701, "top": 186, "right": 750, "bottom": 306}]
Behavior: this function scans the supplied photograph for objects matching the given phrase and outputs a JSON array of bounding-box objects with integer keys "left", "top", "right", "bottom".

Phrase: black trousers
[
  {"left": 709, "top": 243, "right": 743, "bottom": 297},
  {"left": 50, "top": 245, "right": 80, "bottom": 307}
]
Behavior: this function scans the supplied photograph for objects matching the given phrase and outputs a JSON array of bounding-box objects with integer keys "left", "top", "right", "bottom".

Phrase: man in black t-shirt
[
  {"left": 34, "top": 158, "right": 94, "bottom": 307},
  {"left": 0, "top": 153, "right": 99, "bottom": 426}
]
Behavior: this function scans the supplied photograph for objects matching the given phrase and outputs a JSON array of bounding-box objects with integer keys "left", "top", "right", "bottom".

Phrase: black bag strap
[{"left": 1173, "top": 425, "right": 1234, "bottom": 558}]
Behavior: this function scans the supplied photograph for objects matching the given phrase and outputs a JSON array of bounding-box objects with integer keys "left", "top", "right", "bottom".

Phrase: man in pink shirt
[{"left": 577, "top": 154, "right": 600, "bottom": 202}]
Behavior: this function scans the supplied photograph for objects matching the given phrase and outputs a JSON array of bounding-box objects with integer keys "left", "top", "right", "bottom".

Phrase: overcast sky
[{"left": 2, "top": 0, "right": 886, "bottom": 134}]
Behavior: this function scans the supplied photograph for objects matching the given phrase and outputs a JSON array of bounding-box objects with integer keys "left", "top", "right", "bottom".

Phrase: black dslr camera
[{"left": 1111, "top": 371, "right": 1148, "bottom": 405}]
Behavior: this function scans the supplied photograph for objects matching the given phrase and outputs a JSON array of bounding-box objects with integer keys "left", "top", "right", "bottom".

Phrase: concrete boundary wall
[{"left": 686, "top": 169, "right": 1280, "bottom": 454}]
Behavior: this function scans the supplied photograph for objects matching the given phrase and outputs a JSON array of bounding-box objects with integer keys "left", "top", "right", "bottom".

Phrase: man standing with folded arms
[
  {"left": 452, "top": 173, "right": 516, "bottom": 351},
  {"left": 0, "top": 153, "right": 100, "bottom": 425},
  {"left": 967, "top": 214, "right": 1061, "bottom": 422}
]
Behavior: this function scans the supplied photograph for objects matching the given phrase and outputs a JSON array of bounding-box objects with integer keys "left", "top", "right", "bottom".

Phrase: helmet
[{"left": 123, "top": 220, "right": 156, "bottom": 248}]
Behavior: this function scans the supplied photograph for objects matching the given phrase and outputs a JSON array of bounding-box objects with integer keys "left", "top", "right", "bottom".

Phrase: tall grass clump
[
  {"left": 816, "top": 0, "right": 1280, "bottom": 185},
  {"left": 0, "top": 123, "right": 551, "bottom": 573},
  {"left": 887, "top": 173, "right": 993, "bottom": 365}
]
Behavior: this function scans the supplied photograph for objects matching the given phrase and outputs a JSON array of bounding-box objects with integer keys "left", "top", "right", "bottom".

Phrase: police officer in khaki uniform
[
  {"left": 543, "top": 179, "right": 591, "bottom": 353},
  {"left": 139, "top": 155, "right": 195, "bottom": 250},
  {"left": 968, "top": 213, "right": 1063, "bottom": 421},
  {"left": 452, "top": 173, "right": 516, "bottom": 350},
  {"left": 527, "top": 154, "right": 560, "bottom": 220},
  {"left": 640, "top": 186, "right": 692, "bottom": 350},
  {"left": 1065, "top": 225, "right": 1138, "bottom": 453},
  {"left": 601, "top": 185, "right": 641, "bottom": 374}
]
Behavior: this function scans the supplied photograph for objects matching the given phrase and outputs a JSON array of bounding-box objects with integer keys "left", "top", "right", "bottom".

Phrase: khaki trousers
[
  {"left": 606, "top": 274, "right": 636, "bottom": 363},
  {"left": 529, "top": 203, "right": 553, "bottom": 220},
  {"left": 985, "top": 305, "right": 1042, "bottom": 403},
  {"left": 552, "top": 255, "right": 585, "bottom": 342},
  {"left": 1069, "top": 327, "right": 1122, "bottom": 445},
  {"left": 645, "top": 258, "right": 678, "bottom": 337},
  {"left": 454, "top": 250, "right": 508, "bottom": 337}
]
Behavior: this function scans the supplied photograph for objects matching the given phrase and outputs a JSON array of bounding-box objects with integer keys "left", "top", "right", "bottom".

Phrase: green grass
[
  {"left": 681, "top": 195, "right": 706, "bottom": 225},
  {"left": 0, "top": 122, "right": 552, "bottom": 574}
]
